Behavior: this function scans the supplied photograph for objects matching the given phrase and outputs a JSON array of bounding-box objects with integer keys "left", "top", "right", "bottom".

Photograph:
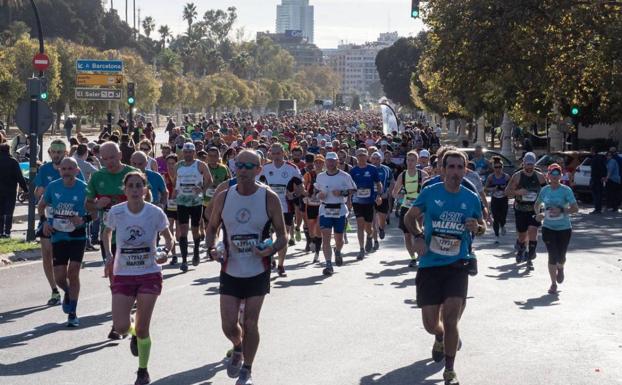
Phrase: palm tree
[
  {"left": 0, "top": 0, "right": 24, "bottom": 24},
  {"left": 158, "top": 24, "right": 171, "bottom": 49},
  {"left": 182, "top": 2, "right": 197, "bottom": 33},
  {"left": 142, "top": 16, "right": 155, "bottom": 38}
]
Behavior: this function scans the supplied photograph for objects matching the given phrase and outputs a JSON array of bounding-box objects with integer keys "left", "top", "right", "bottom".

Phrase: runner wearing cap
[
  {"left": 349, "top": 148, "right": 383, "bottom": 260},
  {"left": 506, "top": 152, "right": 547, "bottom": 270},
  {"left": 370, "top": 151, "right": 393, "bottom": 251},
  {"left": 316, "top": 152, "right": 357, "bottom": 275},
  {"left": 534, "top": 164, "right": 579, "bottom": 294},
  {"left": 418, "top": 149, "right": 430, "bottom": 170},
  {"left": 302, "top": 154, "right": 325, "bottom": 263},
  {"left": 173, "top": 142, "right": 213, "bottom": 272}
]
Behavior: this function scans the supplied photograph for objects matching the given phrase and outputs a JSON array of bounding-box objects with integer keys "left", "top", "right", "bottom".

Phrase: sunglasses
[
  {"left": 549, "top": 170, "right": 561, "bottom": 176},
  {"left": 235, "top": 161, "right": 259, "bottom": 170}
]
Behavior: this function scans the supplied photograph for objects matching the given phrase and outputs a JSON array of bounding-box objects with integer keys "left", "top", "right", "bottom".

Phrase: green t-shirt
[{"left": 203, "top": 164, "right": 230, "bottom": 205}]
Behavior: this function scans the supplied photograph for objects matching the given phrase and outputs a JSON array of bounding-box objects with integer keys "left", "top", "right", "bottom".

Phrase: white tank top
[
  {"left": 176, "top": 160, "right": 203, "bottom": 207},
  {"left": 222, "top": 184, "right": 271, "bottom": 278}
]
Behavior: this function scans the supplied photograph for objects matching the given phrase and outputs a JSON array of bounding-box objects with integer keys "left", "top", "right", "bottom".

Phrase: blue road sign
[{"left": 76, "top": 59, "right": 123, "bottom": 73}]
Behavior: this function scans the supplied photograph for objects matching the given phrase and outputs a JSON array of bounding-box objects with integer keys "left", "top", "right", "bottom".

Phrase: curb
[{"left": 0, "top": 249, "right": 42, "bottom": 266}]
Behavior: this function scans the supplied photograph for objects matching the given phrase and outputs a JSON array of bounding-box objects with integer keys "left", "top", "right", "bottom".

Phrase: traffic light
[
  {"left": 411, "top": 0, "right": 420, "bottom": 18},
  {"left": 39, "top": 77, "right": 48, "bottom": 100},
  {"left": 127, "top": 82, "right": 135, "bottom": 106},
  {"left": 570, "top": 106, "right": 580, "bottom": 117}
]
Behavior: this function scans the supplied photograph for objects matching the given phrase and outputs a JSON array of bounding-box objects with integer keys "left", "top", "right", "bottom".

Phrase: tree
[
  {"left": 158, "top": 24, "right": 170, "bottom": 49},
  {"left": 142, "top": 16, "right": 155, "bottom": 38},
  {"left": 202, "top": 6, "right": 237, "bottom": 46},
  {"left": 182, "top": 2, "right": 198, "bottom": 33}
]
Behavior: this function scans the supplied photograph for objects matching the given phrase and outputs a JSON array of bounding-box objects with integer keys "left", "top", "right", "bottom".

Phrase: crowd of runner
[{"left": 28, "top": 110, "right": 582, "bottom": 385}]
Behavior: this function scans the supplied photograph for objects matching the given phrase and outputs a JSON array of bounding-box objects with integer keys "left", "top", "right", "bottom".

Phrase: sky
[{"left": 107, "top": 0, "right": 425, "bottom": 48}]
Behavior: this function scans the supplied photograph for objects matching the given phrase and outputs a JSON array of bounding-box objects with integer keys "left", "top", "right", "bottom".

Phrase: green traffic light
[
  {"left": 571, "top": 106, "right": 579, "bottom": 116},
  {"left": 128, "top": 97, "right": 135, "bottom": 105},
  {"left": 40, "top": 92, "right": 48, "bottom": 100},
  {"left": 411, "top": 9, "right": 419, "bottom": 17}
]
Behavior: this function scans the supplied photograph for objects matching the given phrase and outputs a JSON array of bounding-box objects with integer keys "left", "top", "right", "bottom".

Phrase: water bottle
[
  {"left": 155, "top": 247, "right": 168, "bottom": 262},
  {"left": 216, "top": 241, "right": 226, "bottom": 263},
  {"left": 257, "top": 238, "right": 273, "bottom": 251}
]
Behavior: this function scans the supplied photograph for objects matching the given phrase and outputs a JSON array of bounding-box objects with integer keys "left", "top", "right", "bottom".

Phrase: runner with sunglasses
[{"left": 534, "top": 163, "right": 579, "bottom": 294}]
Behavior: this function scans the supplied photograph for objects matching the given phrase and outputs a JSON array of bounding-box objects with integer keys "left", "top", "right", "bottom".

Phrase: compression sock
[
  {"left": 179, "top": 237, "right": 188, "bottom": 262},
  {"left": 304, "top": 227, "right": 310, "bottom": 245},
  {"left": 137, "top": 336, "right": 151, "bottom": 369},
  {"left": 435, "top": 333, "right": 444, "bottom": 342},
  {"left": 528, "top": 241, "right": 537, "bottom": 260},
  {"left": 445, "top": 355, "right": 455, "bottom": 371},
  {"left": 69, "top": 300, "right": 78, "bottom": 314},
  {"left": 193, "top": 243, "right": 200, "bottom": 258}
]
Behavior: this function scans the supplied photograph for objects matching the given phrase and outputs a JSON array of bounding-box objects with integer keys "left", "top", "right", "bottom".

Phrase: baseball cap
[
  {"left": 182, "top": 142, "right": 196, "bottom": 151},
  {"left": 523, "top": 152, "right": 536, "bottom": 165},
  {"left": 419, "top": 149, "right": 430, "bottom": 158},
  {"left": 315, "top": 154, "right": 326, "bottom": 162},
  {"left": 371, "top": 151, "right": 383, "bottom": 161},
  {"left": 326, "top": 152, "right": 338, "bottom": 160},
  {"left": 355, "top": 148, "right": 368, "bottom": 156},
  {"left": 548, "top": 163, "right": 562, "bottom": 173}
]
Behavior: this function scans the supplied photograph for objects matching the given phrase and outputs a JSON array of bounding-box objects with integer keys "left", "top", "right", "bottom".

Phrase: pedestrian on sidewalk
[
  {"left": 605, "top": 150, "right": 621, "bottom": 211},
  {"left": 64, "top": 117, "right": 74, "bottom": 142},
  {"left": 589, "top": 147, "right": 607, "bottom": 214},
  {"left": 0, "top": 143, "right": 28, "bottom": 237}
]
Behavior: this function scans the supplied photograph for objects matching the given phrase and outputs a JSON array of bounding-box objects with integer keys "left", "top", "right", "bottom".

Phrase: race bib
[
  {"left": 231, "top": 234, "right": 259, "bottom": 254},
  {"left": 119, "top": 247, "right": 153, "bottom": 270},
  {"left": 356, "top": 188, "right": 371, "bottom": 198},
  {"left": 270, "top": 184, "right": 286, "bottom": 195},
  {"left": 324, "top": 204, "right": 342, "bottom": 218},
  {"left": 167, "top": 199, "right": 177, "bottom": 210},
  {"left": 306, "top": 195, "right": 321, "bottom": 206},
  {"left": 429, "top": 233, "right": 462, "bottom": 257},
  {"left": 545, "top": 208, "right": 564, "bottom": 221},
  {"left": 492, "top": 189, "right": 506, "bottom": 199},
  {"left": 205, "top": 187, "right": 216, "bottom": 198},
  {"left": 52, "top": 216, "right": 76, "bottom": 233},
  {"left": 179, "top": 183, "right": 196, "bottom": 196},
  {"left": 522, "top": 191, "right": 538, "bottom": 202}
]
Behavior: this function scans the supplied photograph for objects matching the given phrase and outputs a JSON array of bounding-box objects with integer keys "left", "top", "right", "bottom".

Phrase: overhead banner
[{"left": 380, "top": 103, "right": 399, "bottom": 135}]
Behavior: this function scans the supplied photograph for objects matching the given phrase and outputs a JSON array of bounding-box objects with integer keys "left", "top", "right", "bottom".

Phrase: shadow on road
[
  {"left": 0, "top": 304, "right": 50, "bottom": 325},
  {"left": 485, "top": 262, "right": 531, "bottom": 280},
  {"left": 0, "top": 340, "right": 118, "bottom": 375},
  {"left": 149, "top": 360, "right": 226, "bottom": 385},
  {"left": 514, "top": 293, "right": 560, "bottom": 310},
  {"left": 272, "top": 274, "right": 329, "bottom": 289},
  {"left": 0, "top": 311, "right": 113, "bottom": 350},
  {"left": 359, "top": 358, "right": 443, "bottom": 385}
]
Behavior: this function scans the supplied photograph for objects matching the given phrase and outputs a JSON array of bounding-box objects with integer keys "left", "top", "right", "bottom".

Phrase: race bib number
[
  {"left": 179, "top": 183, "right": 196, "bottom": 196},
  {"left": 324, "top": 206, "right": 341, "bottom": 218},
  {"left": 205, "top": 187, "right": 216, "bottom": 198},
  {"left": 356, "top": 188, "right": 371, "bottom": 198},
  {"left": 52, "top": 216, "right": 76, "bottom": 233},
  {"left": 523, "top": 191, "right": 538, "bottom": 202},
  {"left": 270, "top": 184, "right": 286, "bottom": 195},
  {"left": 492, "top": 190, "right": 506, "bottom": 199},
  {"left": 306, "top": 195, "right": 321, "bottom": 206},
  {"left": 231, "top": 234, "right": 259, "bottom": 254},
  {"left": 545, "top": 208, "right": 564, "bottom": 221},
  {"left": 429, "top": 233, "right": 462, "bottom": 257},
  {"left": 119, "top": 247, "right": 153, "bottom": 269},
  {"left": 167, "top": 199, "right": 177, "bottom": 210}
]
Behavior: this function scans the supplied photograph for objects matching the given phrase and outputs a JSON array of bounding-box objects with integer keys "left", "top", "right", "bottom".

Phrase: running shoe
[
  {"left": 67, "top": 313, "right": 79, "bottom": 327},
  {"left": 130, "top": 335, "right": 138, "bottom": 357},
  {"left": 365, "top": 237, "right": 373, "bottom": 252},
  {"left": 335, "top": 249, "right": 343, "bottom": 266},
  {"left": 134, "top": 368, "right": 150, "bottom": 385},
  {"left": 408, "top": 258, "right": 418, "bottom": 268},
  {"left": 526, "top": 260, "right": 534, "bottom": 271},
  {"left": 323, "top": 265, "right": 334, "bottom": 276},
  {"left": 108, "top": 326, "right": 123, "bottom": 340},
  {"left": 236, "top": 367, "right": 253, "bottom": 385},
  {"left": 432, "top": 339, "right": 444, "bottom": 362},
  {"left": 548, "top": 283, "right": 558, "bottom": 294},
  {"left": 47, "top": 291, "right": 61, "bottom": 306},
  {"left": 227, "top": 350, "right": 243, "bottom": 378},
  {"left": 556, "top": 268, "right": 564, "bottom": 284},
  {"left": 62, "top": 292, "right": 71, "bottom": 314},
  {"left": 180, "top": 262, "right": 188, "bottom": 272},
  {"left": 443, "top": 369, "right": 459, "bottom": 385},
  {"left": 357, "top": 249, "right": 365, "bottom": 261},
  {"left": 373, "top": 240, "right": 380, "bottom": 251},
  {"left": 288, "top": 238, "right": 295, "bottom": 246},
  {"left": 379, "top": 228, "right": 385, "bottom": 240},
  {"left": 295, "top": 229, "right": 301, "bottom": 242},
  {"left": 494, "top": 236, "right": 499, "bottom": 245},
  {"left": 85, "top": 244, "right": 98, "bottom": 251},
  {"left": 169, "top": 255, "right": 178, "bottom": 265},
  {"left": 277, "top": 265, "right": 287, "bottom": 277},
  {"left": 192, "top": 254, "right": 200, "bottom": 266}
]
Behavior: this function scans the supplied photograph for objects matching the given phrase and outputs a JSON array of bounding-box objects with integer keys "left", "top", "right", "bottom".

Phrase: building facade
[
  {"left": 258, "top": 31, "right": 322, "bottom": 68},
  {"left": 276, "top": 0, "right": 314, "bottom": 44}
]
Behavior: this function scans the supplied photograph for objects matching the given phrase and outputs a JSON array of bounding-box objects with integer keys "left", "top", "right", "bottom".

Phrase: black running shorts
[
  {"left": 375, "top": 198, "right": 390, "bottom": 214},
  {"left": 352, "top": 203, "right": 374, "bottom": 223},
  {"left": 219, "top": 270, "right": 271, "bottom": 299},
  {"left": 415, "top": 265, "right": 469, "bottom": 307},
  {"left": 52, "top": 240, "right": 87, "bottom": 266},
  {"left": 177, "top": 205, "right": 203, "bottom": 226},
  {"left": 514, "top": 209, "right": 541, "bottom": 233}
]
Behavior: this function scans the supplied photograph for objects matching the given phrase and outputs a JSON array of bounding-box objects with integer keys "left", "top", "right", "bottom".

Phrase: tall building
[
  {"left": 257, "top": 31, "right": 322, "bottom": 68},
  {"left": 325, "top": 32, "right": 399, "bottom": 99},
  {"left": 276, "top": 0, "right": 314, "bottom": 44}
]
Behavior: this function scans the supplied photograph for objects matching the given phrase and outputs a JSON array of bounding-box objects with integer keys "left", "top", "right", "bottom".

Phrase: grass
[{"left": 0, "top": 238, "right": 40, "bottom": 255}]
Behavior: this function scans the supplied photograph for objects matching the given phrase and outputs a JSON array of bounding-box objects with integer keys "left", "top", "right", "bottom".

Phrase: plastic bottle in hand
[
  {"left": 155, "top": 247, "right": 169, "bottom": 264},
  {"left": 257, "top": 238, "right": 273, "bottom": 251},
  {"left": 215, "top": 241, "right": 226, "bottom": 263}
]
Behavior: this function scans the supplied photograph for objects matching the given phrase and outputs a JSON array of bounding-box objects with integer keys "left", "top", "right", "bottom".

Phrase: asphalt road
[{"left": 1, "top": 206, "right": 621, "bottom": 385}]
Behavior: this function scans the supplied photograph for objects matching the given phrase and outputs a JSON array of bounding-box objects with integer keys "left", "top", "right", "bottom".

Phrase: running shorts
[
  {"left": 111, "top": 272, "right": 163, "bottom": 297},
  {"left": 415, "top": 264, "right": 469, "bottom": 307},
  {"left": 398, "top": 207, "right": 410, "bottom": 234},
  {"left": 514, "top": 209, "right": 541, "bottom": 233},
  {"left": 375, "top": 198, "right": 390, "bottom": 214},
  {"left": 319, "top": 215, "right": 347, "bottom": 233},
  {"left": 177, "top": 205, "right": 203, "bottom": 226},
  {"left": 165, "top": 209, "right": 177, "bottom": 220},
  {"left": 352, "top": 203, "right": 374, "bottom": 223},
  {"left": 306, "top": 205, "right": 320, "bottom": 220},
  {"left": 52, "top": 239, "right": 87, "bottom": 266},
  {"left": 283, "top": 212, "right": 294, "bottom": 227},
  {"left": 219, "top": 269, "right": 270, "bottom": 299}
]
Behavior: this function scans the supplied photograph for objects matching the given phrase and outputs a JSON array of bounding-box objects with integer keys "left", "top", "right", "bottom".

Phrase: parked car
[
  {"left": 573, "top": 156, "right": 593, "bottom": 202},
  {"left": 457, "top": 148, "right": 517, "bottom": 177}
]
